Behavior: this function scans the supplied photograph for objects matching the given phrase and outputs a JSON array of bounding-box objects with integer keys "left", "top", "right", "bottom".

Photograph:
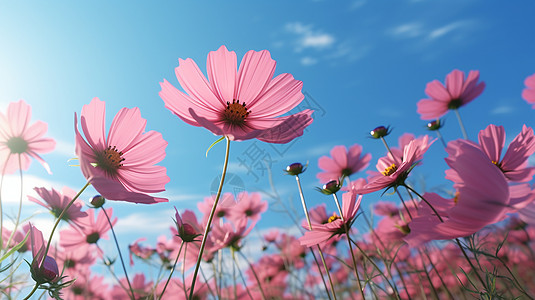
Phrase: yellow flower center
[
  {"left": 382, "top": 163, "right": 398, "bottom": 176},
  {"left": 222, "top": 99, "right": 250, "bottom": 126},
  {"left": 453, "top": 191, "right": 460, "bottom": 204},
  {"left": 328, "top": 213, "right": 341, "bottom": 223}
]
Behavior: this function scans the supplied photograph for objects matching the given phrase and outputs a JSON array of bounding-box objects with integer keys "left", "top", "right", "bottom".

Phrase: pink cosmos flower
[
  {"left": 0, "top": 100, "right": 55, "bottom": 174},
  {"left": 210, "top": 217, "right": 256, "bottom": 251},
  {"left": 355, "top": 136, "right": 433, "bottom": 195},
  {"left": 197, "top": 192, "right": 235, "bottom": 222},
  {"left": 128, "top": 238, "right": 155, "bottom": 266},
  {"left": 522, "top": 73, "right": 535, "bottom": 107},
  {"left": 60, "top": 207, "right": 116, "bottom": 256},
  {"left": 417, "top": 69, "right": 485, "bottom": 120},
  {"left": 75, "top": 98, "right": 170, "bottom": 204},
  {"left": 29, "top": 223, "right": 59, "bottom": 284},
  {"left": 159, "top": 45, "right": 313, "bottom": 143},
  {"left": 317, "top": 144, "right": 371, "bottom": 183},
  {"left": 28, "top": 186, "right": 87, "bottom": 222},
  {"left": 405, "top": 140, "right": 510, "bottom": 246},
  {"left": 173, "top": 208, "right": 203, "bottom": 243},
  {"left": 2, "top": 223, "right": 31, "bottom": 251},
  {"left": 478, "top": 124, "right": 535, "bottom": 182},
  {"left": 228, "top": 191, "right": 267, "bottom": 222},
  {"left": 299, "top": 191, "right": 362, "bottom": 247}
]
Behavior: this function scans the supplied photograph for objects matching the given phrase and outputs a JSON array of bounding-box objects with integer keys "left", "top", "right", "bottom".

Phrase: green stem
[
  {"left": 237, "top": 250, "right": 267, "bottom": 300},
  {"left": 381, "top": 136, "right": 399, "bottom": 165},
  {"left": 296, "top": 175, "right": 336, "bottom": 300},
  {"left": 188, "top": 137, "right": 230, "bottom": 299},
  {"left": 102, "top": 207, "right": 135, "bottom": 300},
  {"left": 0, "top": 154, "right": 11, "bottom": 252},
  {"left": 453, "top": 109, "right": 468, "bottom": 140},
  {"left": 4, "top": 155, "right": 24, "bottom": 253},
  {"left": 23, "top": 181, "right": 91, "bottom": 300}
]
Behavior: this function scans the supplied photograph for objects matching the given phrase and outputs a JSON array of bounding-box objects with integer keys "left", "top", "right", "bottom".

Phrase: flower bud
[
  {"left": 31, "top": 255, "right": 59, "bottom": 284},
  {"left": 426, "top": 119, "right": 443, "bottom": 131},
  {"left": 370, "top": 126, "right": 391, "bottom": 139},
  {"left": 318, "top": 180, "right": 341, "bottom": 195},
  {"left": 90, "top": 195, "right": 105, "bottom": 208},
  {"left": 285, "top": 162, "right": 305, "bottom": 175}
]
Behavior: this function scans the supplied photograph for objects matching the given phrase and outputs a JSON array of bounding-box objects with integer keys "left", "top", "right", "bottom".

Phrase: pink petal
[
  {"left": 175, "top": 58, "right": 223, "bottom": 109},
  {"left": 118, "top": 165, "right": 169, "bottom": 194},
  {"left": 416, "top": 98, "right": 449, "bottom": 120},
  {"left": 256, "top": 110, "right": 313, "bottom": 144},
  {"left": 123, "top": 131, "right": 167, "bottom": 166},
  {"left": 445, "top": 69, "right": 464, "bottom": 99},
  {"left": 236, "top": 50, "right": 276, "bottom": 105},
  {"left": 91, "top": 176, "right": 168, "bottom": 204},
  {"left": 425, "top": 80, "right": 451, "bottom": 102},
  {"left": 107, "top": 107, "right": 146, "bottom": 152},
  {"left": 80, "top": 98, "right": 107, "bottom": 150},
  {"left": 478, "top": 124, "right": 504, "bottom": 164},
  {"left": 248, "top": 73, "right": 304, "bottom": 118},
  {"left": 7, "top": 100, "right": 31, "bottom": 136},
  {"left": 206, "top": 45, "right": 237, "bottom": 104}
]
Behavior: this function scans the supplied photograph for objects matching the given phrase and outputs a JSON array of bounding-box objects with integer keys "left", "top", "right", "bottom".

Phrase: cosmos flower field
[{"left": 1, "top": 45, "right": 535, "bottom": 299}]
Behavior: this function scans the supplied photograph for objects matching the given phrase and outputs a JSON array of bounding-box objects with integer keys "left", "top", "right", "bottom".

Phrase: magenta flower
[
  {"left": 355, "top": 135, "right": 433, "bottom": 195},
  {"left": 405, "top": 140, "right": 510, "bottom": 246},
  {"left": 478, "top": 124, "right": 535, "bottom": 182},
  {"left": 0, "top": 100, "right": 55, "bottom": 174},
  {"left": 417, "top": 69, "right": 485, "bottom": 120},
  {"left": 522, "top": 73, "right": 535, "bottom": 107},
  {"left": 29, "top": 223, "right": 59, "bottom": 284},
  {"left": 75, "top": 98, "right": 170, "bottom": 204},
  {"left": 28, "top": 186, "right": 87, "bottom": 222},
  {"left": 159, "top": 45, "right": 313, "bottom": 143},
  {"left": 317, "top": 144, "right": 371, "bottom": 183},
  {"left": 60, "top": 207, "right": 116, "bottom": 256},
  {"left": 299, "top": 191, "right": 362, "bottom": 247}
]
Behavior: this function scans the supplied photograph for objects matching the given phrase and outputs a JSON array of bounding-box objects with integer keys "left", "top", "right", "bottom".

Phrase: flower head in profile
[
  {"left": 405, "top": 140, "right": 510, "bottom": 246},
  {"left": 522, "top": 73, "right": 535, "bottom": 108},
  {"left": 355, "top": 136, "right": 434, "bottom": 195},
  {"left": 417, "top": 69, "right": 485, "bottom": 120},
  {"left": 317, "top": 144, "right": 371, "bottom": 183},
  {"left": 75, "top": 98, "right": 170, "bottom": 204},
  {"left": 28, "top": 186, "right": 87, "bottom": 222},
  {"left": 0, "top": 100, "right": 55, "bottom": 174},
  {"left": 299, "top": 191, "right": 362, "bottom": 247},
  {"left": 173, "top": 207, "right": 203, "bottom": 243},
  {"left": 478, "top": 124, "right": 535, "bottom": 182},
  {"left": 160, "top": 45, "right": 313, "bottom": 143}
]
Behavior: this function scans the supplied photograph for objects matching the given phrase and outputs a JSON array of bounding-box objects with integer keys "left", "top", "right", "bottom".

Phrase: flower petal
[{"left": 206, "top": 45, "right": 237, "bottom": 104}]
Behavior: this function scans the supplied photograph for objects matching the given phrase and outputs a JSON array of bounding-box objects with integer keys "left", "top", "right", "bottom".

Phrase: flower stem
[
  {"left": 0, "top": 154, "right": 10, "bottom": 252},
  {"left": 453, "top": 109, "right": 468, "bottom": 140},
  {"left": 4, "top": 155, "right": 24, "bottom": 253},
  {"left": 102, "top": 206, "right": 135, "bottom": 300},
  {"left": 296, "top": 175, "right": 336, "bottom": 300},
  {"left": 237, "top": 250, "right": 267, "bottom": 300},
  {"left": 158, "top": 241, "right": 184, "bottom": 299},
  {"left": 332, "top": 193, "right": 365, "bottom": 299},
  {"left": 435, "top": 129, "right": 447, "bottom": 148},
  {"left": 188, "top": 137, "right": 231, "bottom": 299},
  {"left": 381, "top": 136, "right": 399, "bottom": 165}
]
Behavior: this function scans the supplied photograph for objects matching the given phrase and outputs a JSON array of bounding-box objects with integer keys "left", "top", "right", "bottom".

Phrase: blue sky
[{"left": 1, "top": 0, "right": 535, "bottom": 264}]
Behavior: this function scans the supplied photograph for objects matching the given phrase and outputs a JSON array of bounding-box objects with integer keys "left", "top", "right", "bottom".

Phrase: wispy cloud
[
  {"left": 490, "top": 105, "right": 514, "bottom": 115},
  {"left": 389, "top": 22, "right": 424, "bottom": 39},
  {"left": 388, "top": 19, "right": 479, "bottom": 44},
  {"left": 428, "top": 21, "right": 472, "bottom": 40},
  {"left": 114, "top": 210, "right": 175, "bottom": 235},
  {"left": 285, "top": 22, "right": 336, "bottom": 51},
  {"left": 300, "top": 56, "right": 318, "bottom": 66}
]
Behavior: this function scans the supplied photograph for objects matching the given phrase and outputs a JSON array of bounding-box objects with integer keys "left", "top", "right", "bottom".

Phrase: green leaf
[
  {"left": 205, "top": 136, "right": 225, "bottom": 157},
  {"left": 0, "top": 232, "right": 29, "bottom": 263}
]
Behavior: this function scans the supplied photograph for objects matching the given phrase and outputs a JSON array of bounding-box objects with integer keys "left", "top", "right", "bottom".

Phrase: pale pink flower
[
  {"left": 299, "top": 191, "right": 362, "bottom": 247},
  {"left": 60, "top": 207, "right": 116, "bottom": 256},
  {"left": 356, "top": 136, "right": 434, "bottom": 195},
  {"left": 0, "top": 100, "right": 55, "bottom": 174},
  {"left": 210, "top": 217, "right": 256, "bottom": 251},
  {"left": 75, "top": 98, "right": 170, "bottom": 204},
  {"left": 417, "top": 69, "right": 485, "bottom": 120},
  {"left": 2, "top": 223, "right": 31, "bottom": 251},
  {"left": 197, "top": 192, "right": 235, "bottom": 222},
  {"left": 28, "top": 186, "right": 87, "bottom": 222},
  {"left": 128, "top": 238, "right": 155, "bottom": 266},
  {"left": 228, "top": 191, "right": 267, "bottom": 222},
  {"left": 317, "top": 144, "right": 371, "bottom": 183},
  {"left": 405, "top": 140, "right": 510, "bottom": 246},
  {"left": 159, "top": 45, "right": 313, "bottom": 143},
  {"left": 522, "top": 73, "right": 535, "bottom": 107},
  {"left": 478, "top": 124, "right": 535, "bottom": 182},
  {"left": 111, "top": 273, "right": 153, "bottom": 299}
]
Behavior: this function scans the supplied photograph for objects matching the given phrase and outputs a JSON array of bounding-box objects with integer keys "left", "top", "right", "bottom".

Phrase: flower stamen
[
  {"left": 382, "top": 163, "right": 398, "bottom": 176},
  {"left": 222, "top": 99, "right": 250, "bottom": 127},
  {"left": 95, "top": 146, "right": 125, "bottom": 176},
  {"left": 328, "top": 213, "right": 341, "bottom": 223}
]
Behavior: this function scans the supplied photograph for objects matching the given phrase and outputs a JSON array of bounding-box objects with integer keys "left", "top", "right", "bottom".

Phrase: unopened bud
[{"left": 90, "top": 195, "right": 105, "bottom": 208}]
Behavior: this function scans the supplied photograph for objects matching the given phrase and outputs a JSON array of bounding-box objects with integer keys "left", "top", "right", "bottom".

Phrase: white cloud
[
  {"left": 389, "top": 22, "right": 424, "bottom": 39},
  {"left": 53, "top": 138, "right": 76, "bottom": 158},
  {"left": 285, "top": 22, "right": 336, "bottom": 51},
  {"left": 490, "top": 105, "right": 514, "bottom": 115},
  {"left": 113, "top": 210, "right": 175, "bottom": 235},
  {"left": 0, "top": 174, "right": 66, "bottom": 204},
  {"left": 428, "top": 21, "right": 471, "bottom": 40},
  {"left": 301, "top": 57, "right": 318, "bottom": 66}
]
